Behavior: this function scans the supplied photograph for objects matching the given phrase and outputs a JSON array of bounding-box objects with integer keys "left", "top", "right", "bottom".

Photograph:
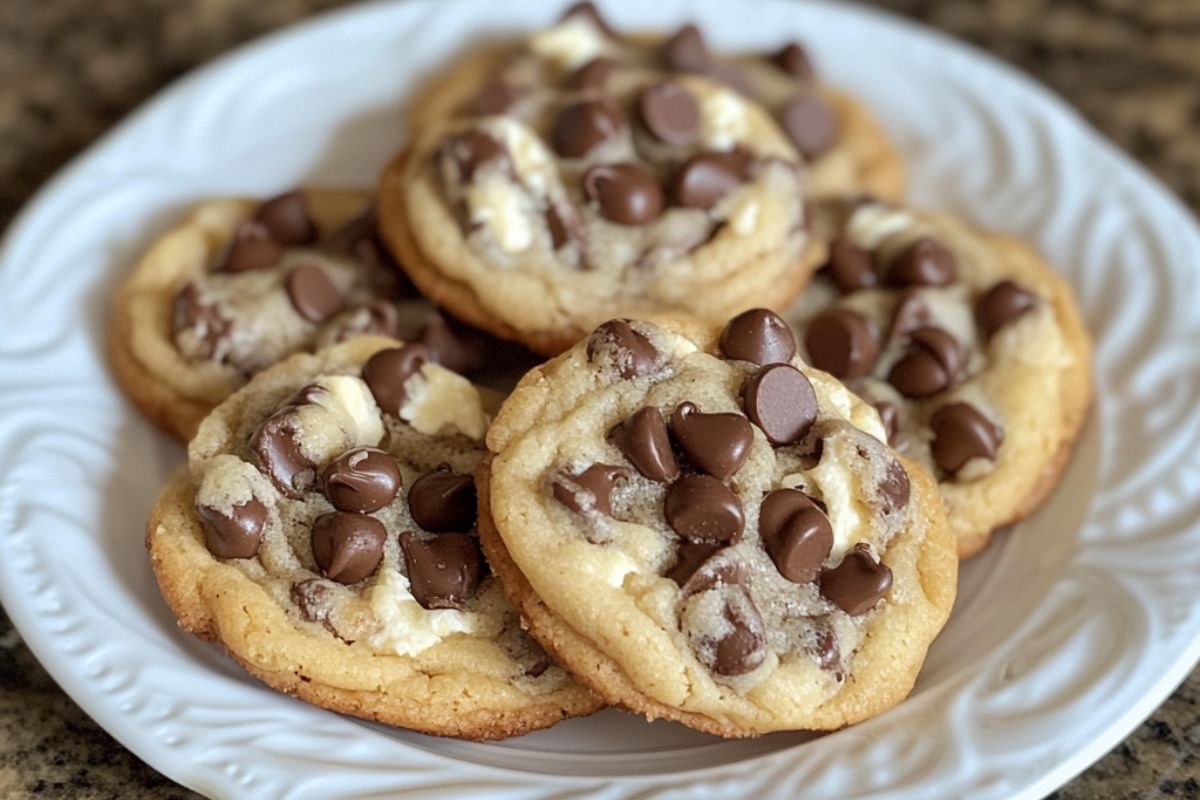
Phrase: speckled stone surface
[{"left": 0, "top": 1, "right": 1197, "bottom": 798}]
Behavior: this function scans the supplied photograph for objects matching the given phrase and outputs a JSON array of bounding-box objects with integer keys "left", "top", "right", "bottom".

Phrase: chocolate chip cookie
[
  {"left": 478, "top": 312, "right": 956, "bottom": 736},
  {"left": 787, "top": 199, "right": 1093, "bottom": 556},
  {"left": 146, "top": 336, "right": 600, "bottom": 739},
  {"left": 379, "top": 6, "right": 838, "bottom": 356},
  {"left": 110, "top": 189, "right": 538, "bottom": 441}
]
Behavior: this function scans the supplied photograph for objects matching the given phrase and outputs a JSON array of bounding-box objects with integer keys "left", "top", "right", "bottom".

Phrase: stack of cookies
[{"left": 113, "top": 3, "right": 1092, "bottom": 740}]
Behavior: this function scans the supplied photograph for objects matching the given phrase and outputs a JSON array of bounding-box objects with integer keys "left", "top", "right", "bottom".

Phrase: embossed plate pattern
[{"left": 2, "top": 0, "right": 1199, "bottom": 798}]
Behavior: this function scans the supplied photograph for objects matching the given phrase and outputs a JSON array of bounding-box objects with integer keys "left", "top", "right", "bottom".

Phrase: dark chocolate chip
[
  {"left": 565, "top": 57, "right": 618, "bottom": 91},
  {"left": 778, "top": 94, "right": 837, "bottom": 160},
  {"left": 545, "top": 203, "right": 572, "bottom": 250},
  {"left": 678, "top": 548, "right": 744, "bottom": 597},
  {"left": 719, "top": 308, "right": 797, "bottom": 365},
  {"left": 670, "top": 402, "right": 754, "bottom": 479},
  {"left": 664, "top": 474, "right": 744, "bottom": 542},
  {"left": 804, "top": 308, "right": 879, "bottom": 378},
  {"left": 820, "top": 546, "right": 892, "bottom": 616},
  {"left": 291, "top": 578, "right": 333, "bottom": 623},
  {"left": 668, "top": 151, "right": 749, "bottom": 210},
  {"left": 560, "top": 1, "right": 618, "bottom": 37},
  {"left": 441, "top": 130, "right": 509, "bottom": 181},
  {"left": 551, "top": 99, "right": 622, "bottom": 158},
  {"left": 321, "top": 447, "right": 401, "bottom": 514},
  {"left": 665, "top": 540, "right": 725, "bottom": 586},
  {"left": 583, "top": 163, "right": 664, "bottom": 225},
  {"left": 765, "top": 505, "right": 833, "bottom": 584},
  {"left": 255, "top": 190, "right": 316, "bottom": 246},
  {"left": 773, "top": 41, "right": 815, "bottom": 80},
  {"left": 196, "top": 499, "right": 266, "bottom": 560},
  {"left": 361, "top": 343, "right": 430, "bottom": 417},
  {"left": 310, "top": 512, "right": 387, "bottom": 584},
  {"left": 252, "top": 411, "right": 315, "bottom": 498},
  {"left": 742, "top": 364, "right": 818, "bottom": 446},
  {"left": 976, "top": 280, "right": 1037, "bottom": 338},
  {"left": 877, "top": 458, "right": 910, "bottom": 514},
  {"left": 887, "top": 326, "right": 961, "bottom": 398},
  {"left": 638, "top": 81, "right": 700, "bottom": 146},
  {"left": 888, "top": 237, "right": 957, "bottom": 287},
  {"left": 586, "top": 319, "right": 660, "bottom": 379},
  {"left": 662, "top": 24, "right": 709, "bottom": 72},
  {"left": 706, "top": 62, "right": 752, "bottom": 95},
  {"left": 552, "top": 464, "right": 628, "bottom": 518},
  {"left": 822, "top": 236, "right": 877, "bottom": 294},
  {"left": 758, "top": 488, "right": 823, "bottom": 542},
  {"left": 399, "top": 531, "right": 483, "bottom": 610},
  {"left": 414, "top": 311, "right": 486, "bottom": 374},
  {"left": 808, "top": 622, "right": 841, "bottom": 674},
  {"left": 220, "top": 221, "right": 283, "bottom": 272},
  {"left": 930, "top": 402, "right": 1003, "bottom": 475},
  {"left": 285, "top": 264, "right": 343, "bottom": 323},
  {"left": 610, "top": 407, "right": 678, "bottom": 482},
  {"left": 710, "top": 590, "right": 768, "bottom": 675},
  {"left": 468, "top": 81, "right": 523, "bottom": 116},
  {"left": 172, "top": 283, "right": 231, "bottom": 360},
  {"left": 408, "top": 466, "right": 477, "bottom": 532},
  {"left": 875, "top": 401, "right": 898, "bottom": 445}
]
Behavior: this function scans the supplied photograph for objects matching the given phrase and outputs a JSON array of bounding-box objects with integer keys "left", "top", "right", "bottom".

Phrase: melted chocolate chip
[
  {"left": 877, "top": 458, "right": 911, "bottom": 514},
  {"left": 804, "top": 308, "right": 879, "bottom": 378},
  {"left": 887, "top": 326, "right": 961, "bottom": 398},
  {"left": 552, "top": 464, "right": 628, "bottom": 518},
  {"left": 664, "top": 474, "right": 744, "bottom": 542},
  {"left": 583, "top": 163, "right": 664, "bottom": 225},
  {"left": 291, "top": 578, "right": 334, "bottom": 624},
  {"left": 820, "top": 546, "right": 893, "bottom": 616},
  {"left": 668, "top": 151, "right": 749, "bottom": 210},
  {"left": 638, "top": 81, "right": 700, "bottom": 146},
  {"left": 361, "top": 343, "right": 429, "bottom": 417},
  {"left": 468, "top": 81, "right": 523, "bottom": 116},
  {"left": 565, "top": 57, "right": 618, "bottom": 91},
  {"left": 220, "top": 221, "right": 283, "bottom": 272},
  {"left": 310, "top": 512, "right": 387, "bottom": 585},
  {"left": 172, "top": 283, "right": 231, "bottom": 359},
  {"left": 875, "top": 401, "right": 898, "bottom": 445},
  {"left": 670, "top": 402, "right": 754, "bottom": 480},
  {"left": 930, "top": 402, "right": 1003, "bottom": 475},
  {"left": 888, "top": 238, "right": 957, "bottom": 287},
  {"left": 710, "top": 589, "right": 768, "bottom": 676},
  {"left": 678, "top": 549, "right": 744, "bottom": 597},
  {"left": 441, "top": 130, "right": 509, "bottom": 181},
  {"left": 399, "top": 531, "right": 483, "bottom": 610},
  {"left": 255, "top": 190, "right": 316, "bottom": 246},
  {"left": 252, "top": 411, "right": 315, "bottom": 498},
  {"left": 408, "top": 466, "right": 477, "bottom": 533},
  {"left": 285, "top": 264, "right": 343, "bottom": 323},
  {"left": 545, "top": 203, "right": 572, "bottom": 250},
  {"left": 610, "top": 407, "right": 678, "bottom": 482},
  {"left": 719, "top": 308, "right": 797, "bottom": 365},
  {"left": 551, "top": 99, "right": 622, "bottom": 158},
  {"left": 665, "top": 540, "right": 725, "bottom": 586},
  {"left": 196, "top": 499, "right": 266, "bottom": 560},
  {"left": 321, "top": 448, "right": 401, "bottom": 514},
  {"left": 773, "top": 41, "right": 815, "bottom": 80},
  {"left": 822, "top": 236, "right": 877, "bottom": 294},
  {"left": 779, "top": 94, "right": 837, "bottom": 160},
  {"left": 976, "top": 280, "right": 1037, "bottom": 338},
  {"left": 586, "top": 319, "right": 660, "bottom": 379},
  {"left": 888, "top": 290, "right": 930, "bottom": 340},
  {"left": 742, "top": 364, "right": 818, "bottom": 446},
  {"left": 662, "top": 24, "right": 709, "bottom": 72}
]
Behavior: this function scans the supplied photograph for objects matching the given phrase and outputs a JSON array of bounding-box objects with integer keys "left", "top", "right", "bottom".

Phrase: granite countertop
[{"left": 0, "top": 0, "right": 1197, "bottom": 797}]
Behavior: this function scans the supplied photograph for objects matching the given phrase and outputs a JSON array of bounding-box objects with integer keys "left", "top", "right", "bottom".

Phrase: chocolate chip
[
  {"left": 408, "top": 466, "right": 476, "bottom": 532},
  {"left": 362, "top": 344, "right": 429, "bottom": 417},
  {"left": 888, "top": 237, "right": 957, "bottom": 287},
  {"left": 875, "top": 401, "right": 898, "bottom": 444},
  {"left": 668, "top": 151, "right": 749, "bottom": 210},
  {"left": 759, "top": 488, "right": 823, "bottom": 540},
  {"left": 710, "top": 590, "right": 768, "bottom": 675},
  {"left": 706, "top": 62, "right": 752, "bottom": 95},
  {"left": 610, "top": 407, "right": 678, "bottom": 482},
  {"left": 310, "top": 512, "right": 387, "bottom": 585},
  {"left": 551, "top": 100, "right": 622, "bottom": 158},
  {"left": 670, "top": 402, "right": 754, "bottom": 479},
  {"left": 930, "top": 402, "right": 1003, "bottom": 475},
  {"left": 560, "top": 1, "right": 618, "bottom": 37},
  {"left": 525, "top": 653, "right": 551, "bottom": 678},
  {"left": 336, "top": 299, "right": 400, "bottom": 341},
  {"left": 820, "top": 546, "right": 892, "bottom": 616},
  {"left": 321, "top": 448, "right": 401, "bottom": 514},
  {"left": 887, "top": 290, "right": 930, "bottom": 340},
  {"left": 196, "top": 499, "right": 266, "bottom": 559},
  {"left": 663, "top": 24, "right": 708, "bottom": 72},
  {"left": 887, "top": 326, "right": 961, "bottom": 398},
  {"left": 877, "top": 458, "right": 910, "bottom": 513},
  {"left": 291, "top": 578, "right": 333, "bottom": 624},
  {"left": 586, "top": 319, "right": 660, "bottom": 378},
  {"left": 565, "top": 57, "right": 618, "bottom": 91},
  {"left": 220, "top": 221, "right": 283, "bottom": 272},
  {"left": 808, "top": 622, "right": 840, "bottom": 674},
  {"left": 414, "top": 311, "right": 486, "bottom": 374},
  {"left": 545, "top": 204, "right": 571, "bottom": 250},
  {"left": 742, "top": 364, "right": 817, "bottom": 446},
  {"left": 399, "top": 532, "right": 483, "bottom": 610},
  {"left": 468, "top": 81, "right": 523, "bottom": 116},
  {"left": 822, "top": 236, "right": 877, "bottom": 294},
  {"left": 638, "top": 81, "right": 700, "bottom": 146},
  {"left": 172, "top": 283, "right": 231, "bottom": 359},
  {"left": 773, "top": 41, "right": 815, "bottom": 80},
  {"left": 779, "top": 94, "right": 837, "bottom": 160},
  {"left": 664, "top": 474, "right": 744, "bottom": 542},
  {"left": 665, "top": 540, "right": 725, "bottom": 586},
  {"left": 255, "top": 190, "right": 316, "bottom": 246},
  {"left": 552, "top": 464, "right": 628, "bottom": 518},
  {"left": 765, "top": 505, "right": 833, "bottom": 584},
  {"left": 252, "top": 412, "right": 315, "bottom": 498},
  {"left": 804, "top": 308, "right": 879, "bottom": 378},
  {"left": 583, "top": 163, "right": 664, "bottom": 225},
  {"left": 976, "top": 280, "right": 1037, "bottom": 338},
  {"left": 440, "top": 130, "right": 509, "bottom": 181},
  {"left": 285, "top": 264, "right": 343, "bottom": 323},
  {"left": 719, "top": 308, "right": 797, "bottom": 365},
  {"left": 677, "top": 548, "right": 744, "bottom": 597}
]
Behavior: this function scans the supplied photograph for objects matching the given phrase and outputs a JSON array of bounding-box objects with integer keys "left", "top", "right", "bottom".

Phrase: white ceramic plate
[{"left": 2, "top": 0, "right": 1199, "bottom": 797}]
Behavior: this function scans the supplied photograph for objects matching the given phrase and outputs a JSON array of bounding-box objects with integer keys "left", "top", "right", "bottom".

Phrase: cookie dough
[
  {"left": 787, "top": 199, "right": 1093, "bottom": 556},
  {"left": 147, "top": 336, "right": 600, "bottom": 739},
  {"left": 479, "top": 312, "right": 956, "bottom": 736}
]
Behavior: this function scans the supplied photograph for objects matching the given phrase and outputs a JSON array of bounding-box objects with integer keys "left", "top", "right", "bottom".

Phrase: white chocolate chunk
[
  {"left": 309, "top": 375, "right": 385, "bottom": 447},
  {"left": 728, "top": 195, "right": 760, "bottom": 236},
  {"left": 399, "top": 363, "right": 489, "bottom": 440},
  {"left": 700, "top": 88, "right": 750, "bottom": 151},
  {"left": 467, "top": 176, "right": 534, "bottom": 253},
  {"left": 846, "top": 205, "right": 920, "bottom": 251},
  {"left": 529, "top": 16, "right": 608, "bottom": 69},
  {"left": 368, "top": 568, "right": 478, "bottom": 657}
]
